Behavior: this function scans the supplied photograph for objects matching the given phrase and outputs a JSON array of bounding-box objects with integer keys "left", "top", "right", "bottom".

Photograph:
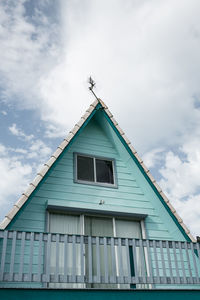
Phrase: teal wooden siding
[{"left": 8, "top": 110, "right": 185, "bottom": 241}]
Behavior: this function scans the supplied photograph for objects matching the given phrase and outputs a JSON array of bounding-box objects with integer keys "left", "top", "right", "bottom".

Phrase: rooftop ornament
[{"left": 88, "top": 76, "right": 99, "bottom": 100}]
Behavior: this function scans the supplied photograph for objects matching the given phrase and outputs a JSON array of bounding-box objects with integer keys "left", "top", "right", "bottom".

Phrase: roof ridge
[{"left": 0, "top": 99, "right": 195, "bottom": 242}]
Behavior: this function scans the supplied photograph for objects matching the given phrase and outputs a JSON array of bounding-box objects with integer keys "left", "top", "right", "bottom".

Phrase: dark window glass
[
  {"left": 77, "top": 156, "right": 94, "bottom": 182},
  {"left": 96, "top": 159, "right": 114, "bottom": 184}
]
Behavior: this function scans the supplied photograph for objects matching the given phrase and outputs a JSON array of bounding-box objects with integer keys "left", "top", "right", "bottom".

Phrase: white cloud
[
  {"left": 0, "top": 0, "right": 200, "bottom": 237},
  {"left": 34, "top": 0, "right": 200, "bottom": 154},
  {"left": 142, "top": 148, "right": 164, "bottom": 169},
  {"left": 9, "top": 123, "right": 34, "bottom": 141},
  {"left": 1, "top": 111, "right": 7, "bottom": 115},
  {"left": 0, "top": 132, "right": 52, "bottom": 221},
  {"left": 44, "top": 123, "right": 67, "bottom": 138},
  {"left": 0, "top": 143, "right": 33, "bottom": 218},
  {"left": 0, "top": 144, "right": 7, "bottom": 155},
  {"left": 0, "top": 0, "right": 61, "bottom": 109},
  {"left": 175, "top": 195, "right": 200, "bottom": 236},
  {"left": 8, "top": 123, "right": 52, "bottom": 161},
  {"left": 28, "top": 139, "right": 52, "bottom": 159},
  {"left": 158, "top": 134, "right": 200, "bottom": 236},
  {"left": 1, "top": 0, "right": 199, "bottom": 151},
  {"left": 13, "top": 148, "right": 27, "bottom": 154},
  {"left": 159, "top": 143, "right": 200, "bottom": 199}
]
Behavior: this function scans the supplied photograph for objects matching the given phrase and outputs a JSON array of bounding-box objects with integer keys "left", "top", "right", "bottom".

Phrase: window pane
[
  {"left": 115, "top": 219, "right": 143, "bottom": 282},
  {"left": 84, "top": 216, "right": 114, "bottom": 288},
  {"left": 115, "top": 219, "right": 142, "bottom": 238},
  {"left": 77, "top": 155, "right": 94, "bottom": 182},
  {"left": 96, "top": 159, "right": 114, "bottom": 184}
]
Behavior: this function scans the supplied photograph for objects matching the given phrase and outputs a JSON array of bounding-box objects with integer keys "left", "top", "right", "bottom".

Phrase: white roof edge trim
[{"left": 0, "top": 98, "right": 196, "bottom": 242}]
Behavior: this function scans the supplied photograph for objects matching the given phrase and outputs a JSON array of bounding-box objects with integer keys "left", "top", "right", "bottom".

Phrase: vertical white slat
[
  {"left": 80, "top": 235, "right": 84, "bottom": 283},
  {"left": 28, "top": 232, "right": 34, "bottom": 282},
  {"left": 103, "top": 237, "right": 108, "bottom": 283},
  {"left": 141, "top": 220, "right": 151, "bottom": 286},
  {"left": 0, "top": 230, "right": 9, "bottom": 282},
  {"left": 9, "top": 231, "right": 17, "bottom": 281},
  {"left": 178, "top": 241, "right": 187, "bottom": 284},
  {"left": 63, "top": 234, "right": 68, "bottom": 283},
  {"left": 153, "top": 240, "right": 160, "bottom": 284},
  {"left": 45, "top": 233, "right": 51, "bottom": 283},
  {"left": 191, "top": 242, "right": 199, "bottom": 283},
  {"left": 159, "top": 240, "right": 167, "bottom": 283},
  {"left": 139, "top": 239, "right": 146, "bottom": 284},
  {"left": 37, "top": 233, "right": 43, "bottom": 282},
  {"left": 145, "top": 240, "right": 153, "bottom": 284},
  {"left": 172, "top": 241, "right": 180, "bottom": 284},
  {"left": 72, "top": 235, "right": 76, "bottom": 283},
  {"left": 132, "top": 239, "right": 138, "bottom": 284},
  {"left": 80, "top": 215, "right": 85, "bottom": 284},
  {"left": 117, "top": 238, "right": 124, "bottom": 283},
  {"left": 111, "top": 237, "right": 117, "bottom": 283},
  {"left": 184, "top": 241, "right": 193, "bottom": 283},
  {"left": 55, "top": 233, "right": 60, "bottom": 282},
  {"left": 125, "top": 238, "right": 131, "bottom": 283},
  {"left": 112, "top": 217, "right": 119, "bottom": 288},
  {"left": 0, "top": 230, "right": 8, "bottom": 281},
  {"left": 88, "top": 236, "right": 92, "bottom": 283},
  {"left": 96, "top": 236, "right": 101, "bottom": 283},
  {"left": 19, "top": 231, "right": 26, "bottom": 282},
  {"left": 166, "top": 241, "right": 173, "bottom": 284}
]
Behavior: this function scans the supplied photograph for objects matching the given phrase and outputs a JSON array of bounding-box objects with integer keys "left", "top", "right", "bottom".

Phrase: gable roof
[{"left": 0, "top": 99, "right": 195, "bottom": 242}]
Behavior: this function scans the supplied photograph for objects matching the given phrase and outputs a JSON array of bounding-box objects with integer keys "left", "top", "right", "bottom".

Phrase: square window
[{"left": 75, "top": 154, "right": 116, "bottom": 187}]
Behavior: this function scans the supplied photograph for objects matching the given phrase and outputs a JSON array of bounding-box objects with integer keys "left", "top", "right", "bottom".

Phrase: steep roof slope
[{"left": 0, "top": 99, "right": 195, "bottom": 242}]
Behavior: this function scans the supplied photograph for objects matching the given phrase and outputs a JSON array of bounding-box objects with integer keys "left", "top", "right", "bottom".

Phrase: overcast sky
[{"left": 0, "top": 0, "right": 200, "bottom": 237}]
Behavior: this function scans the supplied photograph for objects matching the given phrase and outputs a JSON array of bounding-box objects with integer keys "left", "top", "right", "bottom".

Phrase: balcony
[{"left": 0, "top": 230, "right": 200, "bottom": 288}]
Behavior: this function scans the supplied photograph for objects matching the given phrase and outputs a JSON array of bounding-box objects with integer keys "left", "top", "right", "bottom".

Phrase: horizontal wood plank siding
[{"left": 10, "top": 118, "right": 173, "bottom": 243}]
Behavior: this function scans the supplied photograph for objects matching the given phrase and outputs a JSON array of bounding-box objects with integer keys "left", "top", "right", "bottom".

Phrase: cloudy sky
[{"left": 0, "top": 0, "right": 200, "bottom": 237}]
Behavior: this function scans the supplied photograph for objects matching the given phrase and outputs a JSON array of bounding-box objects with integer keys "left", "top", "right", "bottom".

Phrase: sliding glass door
[{"left": 48, "top": 212, "right": 144, "bottom": 288}]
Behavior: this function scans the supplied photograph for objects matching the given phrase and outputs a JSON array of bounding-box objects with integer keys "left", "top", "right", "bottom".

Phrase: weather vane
[{"left": 88, "top": 76, "right": 99, "bottom": 100}]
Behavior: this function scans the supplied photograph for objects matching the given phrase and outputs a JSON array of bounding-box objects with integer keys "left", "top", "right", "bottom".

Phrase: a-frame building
[{"left": 0, "top": 98, "right": 199, "bottom": 299}]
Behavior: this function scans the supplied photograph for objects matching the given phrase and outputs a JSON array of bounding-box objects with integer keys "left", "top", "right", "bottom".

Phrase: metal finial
[{"left": 88, "top": 76, "right": 98, "bottom": 100}]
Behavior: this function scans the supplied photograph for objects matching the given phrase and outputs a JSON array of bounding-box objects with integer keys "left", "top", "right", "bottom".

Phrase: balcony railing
[{"left": 0, "top": 230, "right": 200, "bottom": 288}]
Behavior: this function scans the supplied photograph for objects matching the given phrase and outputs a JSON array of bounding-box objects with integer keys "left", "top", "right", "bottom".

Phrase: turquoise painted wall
[{"left": 8, "top": 111, "right": 185, "bottom": 241}]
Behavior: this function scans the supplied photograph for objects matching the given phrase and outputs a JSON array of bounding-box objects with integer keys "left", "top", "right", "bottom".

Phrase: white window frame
[{"left": 74, "top": 153, "right": 117, "bottom": 188}]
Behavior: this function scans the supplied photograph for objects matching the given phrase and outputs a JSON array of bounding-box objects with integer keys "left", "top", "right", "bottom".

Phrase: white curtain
[
  {"left": 115, "top": 219, "right": 141, "bottom": 239},
  {"left": 84, "top": 217, "right": 143, "bottom": 288},
  {"left": 85, "top": 216, "right": 114, "bottom": 288},
  {"left": 49, "top": 213, "right": 82, "bottom": 288},
  {"left": 115, "top": 219, "right": 143, "bottom": 288},
  {"left": 48, "top": 213, "right": 145, "bottom": 289}
]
